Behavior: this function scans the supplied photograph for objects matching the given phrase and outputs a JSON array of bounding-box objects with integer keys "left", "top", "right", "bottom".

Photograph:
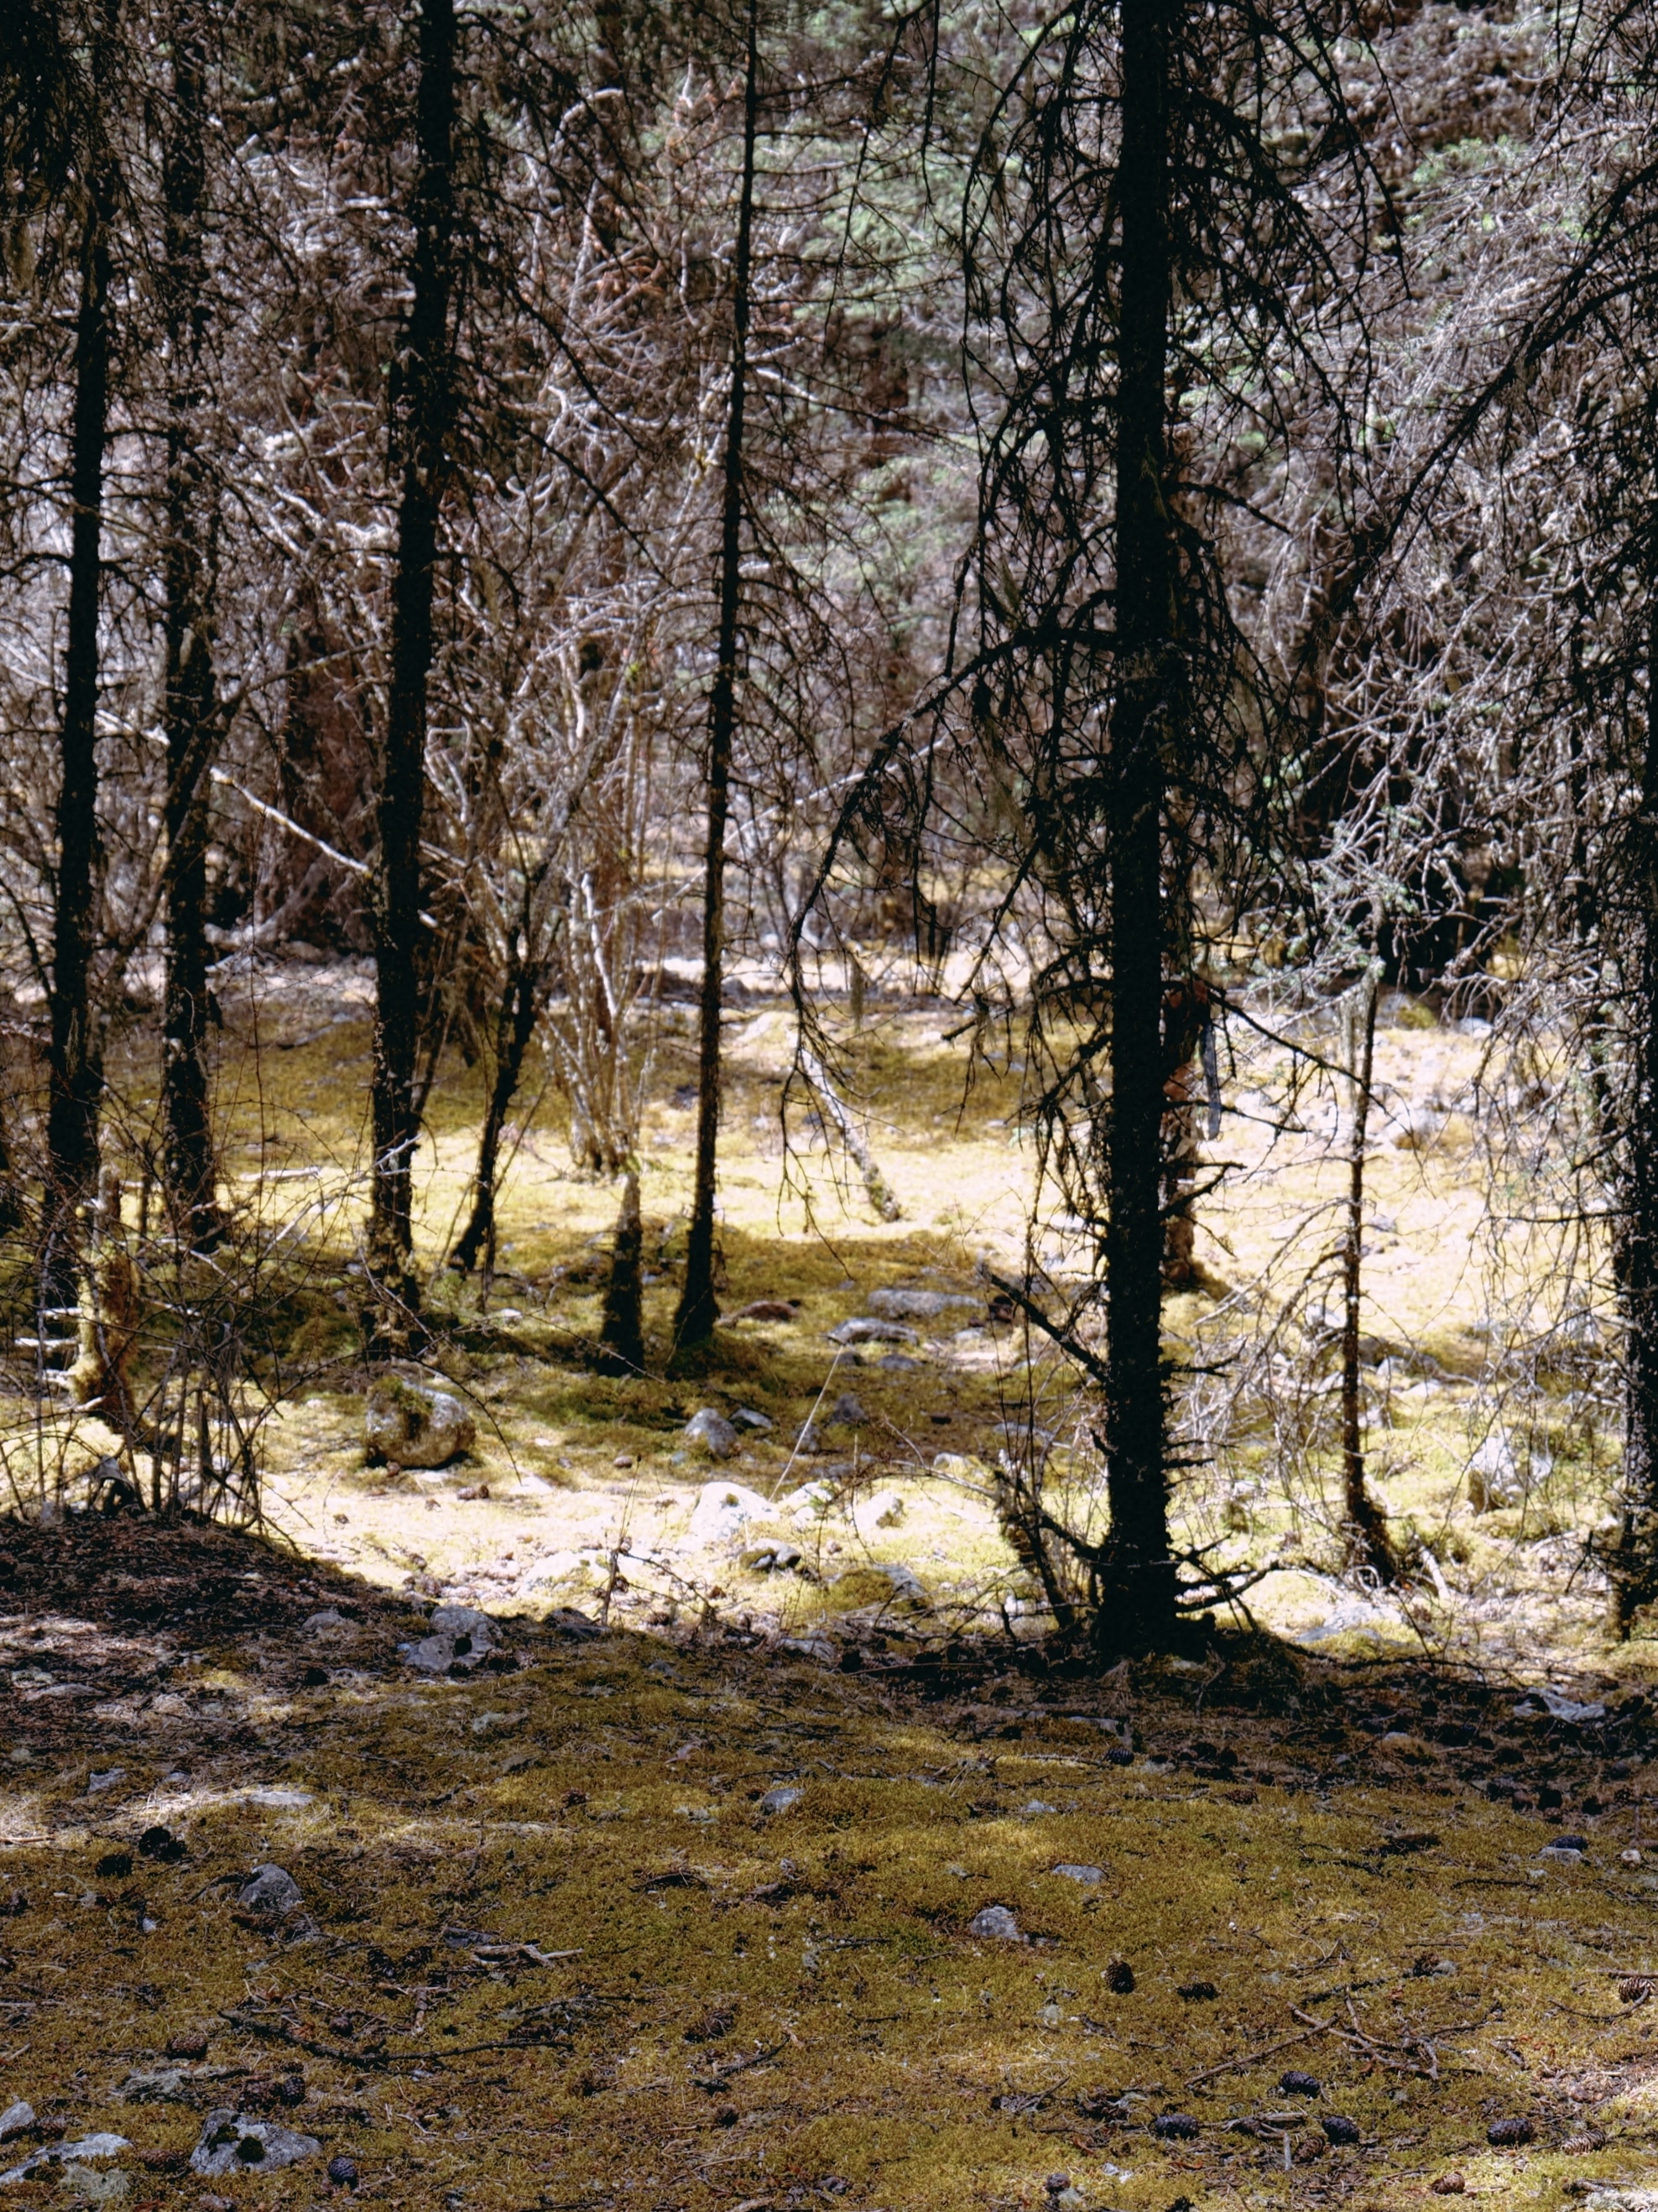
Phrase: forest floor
[{"left": 1, "top": 955, "right": 1654, "bottom": 2212}]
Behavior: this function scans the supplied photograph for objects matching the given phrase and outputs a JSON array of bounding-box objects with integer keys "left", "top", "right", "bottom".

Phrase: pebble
[
  {"left": 732, "top": 1408, "right": 773, "bottom": 1432},
  {"left": 877, "top": 1353, "right": 921, "bottom": 1372},
  {"left": 1321, "top": 2115, "right": 1360, "bottom": 2145},
  {"left": 684, "top": 1409, "right": 739, "bottom": 1461},
  {"left": 1052, "top": 1863, "right": 1103, "bottom": 1886},
  {"left": 968, "top": 1905, "right": 1021, "bottom": 1940},
  {"left": 237, "top": 1865, "right": 304, "bottom": 1918},
  {"left": 612, "top": 1455, "right": 633, "bottom": 1470},
  {"left": 758, "top": 1785, "right": 803, "bottom": 1815},
  {"left": 300, "top": 1609, "right": 352, "bottom": 1640},
  {"left": 189, "top": 2112, "right": 321, "bottom": 2178}
]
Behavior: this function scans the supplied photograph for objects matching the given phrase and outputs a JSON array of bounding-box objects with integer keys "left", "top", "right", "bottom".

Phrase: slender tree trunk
[
  {"left": 598, "top": 1168, "right": 645, "bottom": 1374},
  {"left": 673, "top": 0, "right": 759, "bottom": 1354},
  {"left": 1340, "top": 963, "right": 1395, "bottom": 1582},
  {"left": 450, "top": 951, "right": 538, "bottom": 1276},
  {"left": 160, "top": 0, "right": 223, "bottom": 1253},
  {"left": 43, "top": 190, "right": 112, "bottom": 1317},
  {"left": 1098, "top": 0, "right": 1179, "bottom": 1651},
  {"left": 1614, "top": 591, "right": 1658, "bottom": 1630},
  {"left": 369, "top": 0, "right": 456, "bottom": 1324}
]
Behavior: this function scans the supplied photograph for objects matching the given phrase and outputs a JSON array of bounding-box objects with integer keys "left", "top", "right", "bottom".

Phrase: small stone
[
  {"left": 867, "top": 1288, "right": 977, "bottom": 1319},
  {"left": 827, "top": 1394, "right": 868, "bottom": 1428},
  {"left": 86, "top": 1767, "right": 125, "bottom": 1794},
  {"left": 795, "top": 1422, "right": 826, "bottom": 1455},
  {"left": 1105, "top": 1959, "right": 1134, "bottom": 1994},
  {"left": 326, "top": 2157, "right": 358, "bottom": 2189},
  {"left": 300, "top": 1609, "right": 352, "bottom": 1640},
  {"left": 878, "top": 1353, "right": 920, "bottom": 1372},
  {"left": 402, "top": 1604, "right": 501, "bottom": 1676},
  {"left": 1486, "top": 2116, "right": 1534, "bottom": 2146},
  {"left": 1320, "top": 2115, "right": 1360, "bottom": 2146},
  {"left": 1053, "top": 1863, "right": 1103, "bottom": 1886},
  {"left": 687, "top": 1479, "right": 774, "bottom": 1545},
  {"left": 1280, "top": 2070, "right": 1320, "bottom": 2096},
  {"left": 189, "top": 2112, "right": 321, "bottom": 2178},
  {"left": 1019, "top": 1800, "right": 1058, "bottom": 1818},
  {"left": 758, "top": 1785, "right": 803, "bottom": 1815},
  {"left": 731, "top": 1408, "right": 773, "bottom": 1432},
  {"left": 827, "top": 1317, "right": 917, "bottom": 1345},
  {"left": 612, "top": 1454, "right": 633, "bottom": 1470},
  {"left": 237, "top": 1865, "right": 303, "bottom": 1918},
  {"left": 685, "top": 1409, "right": 740, "bottom": 1460},
  {"left": 1623, "top": 1847, "right": 1644, "bottom": 1865},
  {"left": 1154, "top": 2112, "right": 1200, "bottom": 2140},
  {"left": 740, "top": 1542, "right": 803, "bottom": 1574},
  {"left": 968, "top": 1905, "right": 1021, "bottom": 1940},
  {"left": 1176, "top": 1980, "right": 1217, "bottom": 2001},
  {"left": 364, "top": 1378, "right": 476, "bottom": 1469}
]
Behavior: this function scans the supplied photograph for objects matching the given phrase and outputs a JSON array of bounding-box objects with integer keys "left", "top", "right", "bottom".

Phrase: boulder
[
  {"left": 684, "top": 1408, "right": 739, "bottom": 1460},
  {"left": 364, "top": 1378, "right": 476, "bottom": 1469},
  {"left": 687, "top": 1480, "right": 774, "bottom": 1547}
]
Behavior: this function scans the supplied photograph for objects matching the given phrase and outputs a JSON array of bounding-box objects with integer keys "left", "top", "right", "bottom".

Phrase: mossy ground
[{"left": 3, "top": 962, "right": 1655, "bottom": 2208}]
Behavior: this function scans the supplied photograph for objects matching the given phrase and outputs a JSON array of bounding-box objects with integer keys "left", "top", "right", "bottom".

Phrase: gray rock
[
  {"left": 687, "top": 1479, "right": 774, "bottom": 1545},
  {"left": 758, "top": 1785, "right": 804, "bottom": 1815},
  {"left": 776, "top": 1634, "right": 837, "bottom": 1666},
  {"left": 740, "top": 1542, "right": 803, "bottom": 1574},
  {"left": 1053, "top": 1863, "right": 1104, "bottom": 1886},
  {"left": 300, "top": 1609, "right": 353, "bottom": 1641},
  {"left": 732, "top": 1407, "right": 774, "bottom": 1432},
  {"left": 827, "top": 1317, "right": 918, "bottom": 1345},
  {"left": 364, "top": 1378, "right": 476, "bottom": 1469},
  {"left": 868, "top": 1288, "right": 978, "bottom": 1319},
  {"left": 86, "top": 1767, "right": 125, "bottom": 1793},
  {"left": 685, "top": 1408, "right": 740, "bottom": 1460},
  {"left": 827, "top": 1393, "right": 868, "bottom": 1428},
  {"left": 0, "top": 2135, "right": 130, "bottom": 2185},
  {"left": 402, "top": 1604, "right": 499, "bottom": 1675},
  {"left": 968, "top": 1904, "right": 1021, "bottom": 1940},
  {"left": 877, "top": 1353, "right": 922, "bottom": 1372},
  {"left": 190, "top": 2112, "right": 321, "bottom": 2179},
  {"left": 237, "top": 1864, "right": 304, "bottom": 1917},
  {"left": 795, "top": 1422, "right": 826, "bottom": 1455},
  {"left": 0, "top": 2107, "right": 32, "bottom": 2143},
  {"left": 1019, "top": 1799, "right": 1059, "bottom": 1818},
  {"left": 117, "top": 2069, "right": 190, "bottom": 2104}
]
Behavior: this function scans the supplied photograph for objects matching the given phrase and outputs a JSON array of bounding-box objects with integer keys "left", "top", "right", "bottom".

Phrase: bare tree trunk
[
  {"left": 673, "top": 0, "right": 759, "bottom": 1354},
  {"left": 1098, "top": 0, "right": 1180, "bottom": 1652},
  {"left": 368, "top": 0, "right": 456, "bottom": 1328},
  {"left": 1340, "top": 964, "right": 1395, "bottom": 1583},
  {"left": 44, "top": 188, "right": 112, "bottom": 1317},
  {"left": 160, "top": 0, "right": 223, "bottom": 1253},
  {"left": 450, "top": 947, "right": 538, "bottom": 1276},
  {"left": 598, "top": 1168, "right": 645, "bottom": 1374},
  {"left": 1614, "top": 592, "right": 1658, "bottom": 1629}
]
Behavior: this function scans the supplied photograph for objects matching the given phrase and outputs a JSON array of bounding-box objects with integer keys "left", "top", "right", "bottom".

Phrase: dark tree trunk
[
  {"left": 160, "top": 0, "right": 223, "bottom": 1254},
  {"left": 673, "top": 0, "right": 759, "bottom": 1354},
  {"left": 598, "top": 1169, "right": 645, "bottom": 1374},
  {"left": 44, "top": 189, "right": 112, "bottom": 1316},
  {"left": 449, "top": 948, "right": 539, "bottom": 1276},
  {"left": 1340, "top": 965, "right": 1396, "bottom": 1583},
  {"left": 1098, "top": 0, "right": 1180, "bottom": 1651},
  {"left": 369, "top": 0, "right": 456, "bottom": 1323},
  {"left": 1614, "top": 593, "right": 1658, "bottom": 1630}
]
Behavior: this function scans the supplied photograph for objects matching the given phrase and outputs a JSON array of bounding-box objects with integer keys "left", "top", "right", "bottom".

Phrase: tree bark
[
  {"left": 160, "top": 0, "right": 223, "bottom": 1253},
  {"left": 597, "top": 1168, "right": 645, "bottom": 1374},
  {"left": 1340, "top": 963, "right": 1396, "bottom": 1583},
  {"left": 1098, "top": 0, "right": 1180, "bottom": 1651},
  {"left": 449, "top": 946, "right": 538, "bottom": 1276},
  {"left": 673, "top": 0, "right": 759, "bottom": 1354},
  {"left": 1614, "top": 592, "right": 1658, "bottom": 1630},
  {"left": 369, "top": 0, "right": 456, "bottom": 1324},
  {"left": 43, "top": 186, "right": 112, "bottom": 1317}
]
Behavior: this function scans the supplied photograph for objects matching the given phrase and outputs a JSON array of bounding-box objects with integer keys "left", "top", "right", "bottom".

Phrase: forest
[{"left": 8, "top": 0, "right": 1658, "bottom": 2208}]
